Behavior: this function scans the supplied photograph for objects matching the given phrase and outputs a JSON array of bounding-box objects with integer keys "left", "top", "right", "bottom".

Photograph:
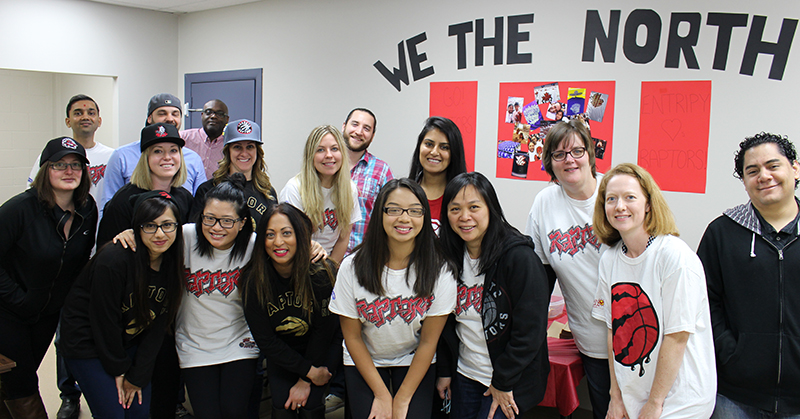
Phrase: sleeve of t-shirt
[
  {"left": 350, "top": 181, "right": 362, "bottom": 224},
  {"left": 525, "top": 197, "right": 549, "bottom": 266},
  {"left": 592, "top": 253, "right": 612, "bottom": 328},
  {"left": 101, "top": 150, "right": 126, "bottom": 218},
  {"left": 279, "top": 177, "right": 304, "bottom": 210},
  {"left": 328, "top": 257, "right": 360, "bottom": 320},
  {"left": 26, "top": 155, "right": 41, "bottom": 188},
  {"left": 427, "top": 267, "right": 457, "bottom": 317},
  {"left": 659, "top": 240, "right": 705, "bottom": 335}
]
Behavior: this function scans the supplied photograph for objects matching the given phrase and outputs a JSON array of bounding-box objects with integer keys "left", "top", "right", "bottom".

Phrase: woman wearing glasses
[
  {"left": 0, "top": 137, "right": 96, "bottom": 418},
  {"left": 242, "top": 203, "right": 339, "bottom": 419},
  {"left": 175, "top": 172, "right": 261, "bottom": 419},
  {"left": 98, "top": 123, "right": 194, "bottom": 247},
  {"left": 524, "top": 120, "right": 611, "bottom": 419},
  {"left": 329, "top": 178, "right": 456, "bottom": 419},
  {"left": 408, "top": 117, "right": 467, "bottom": 234},
  {"left": 437, "top": 172, "right": 550, "bottom": 419},
  {"left": 61, "top": 191, "right": 183, "bottom": 419},
  {"left": 280, "top": 125, "right": 360, "bottom": 263},
  {"left": 192, "top": 119, "right": 277, "bottom": 229}
]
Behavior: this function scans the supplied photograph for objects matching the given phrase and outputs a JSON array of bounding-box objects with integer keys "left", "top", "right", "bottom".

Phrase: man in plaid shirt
[{"left": 343, "top": 108, "right": 394, "bottom": 254}]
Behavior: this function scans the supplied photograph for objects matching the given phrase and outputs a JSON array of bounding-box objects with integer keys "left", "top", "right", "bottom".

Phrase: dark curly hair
[{"left": 734, "top": 132, "right": 799, "bottom": 188}]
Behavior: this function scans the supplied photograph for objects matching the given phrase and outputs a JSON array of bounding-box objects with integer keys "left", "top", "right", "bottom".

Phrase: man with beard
[
  {"left": 100, "top": 93, "right": 206, "bottom": 216},
  {"left": 180, "top": 99, "right": 229, "bottom": 179},
  {"left": 342, "top": 107, "right": 393, "bottom": 254}
]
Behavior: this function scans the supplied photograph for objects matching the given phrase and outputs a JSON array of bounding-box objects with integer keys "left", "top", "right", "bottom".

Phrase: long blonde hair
[
  {"left": 212, "top": 143, "right": 274, "bottom": 200},
  {"left": 298, "top": 125, "right": 354, "bottom": 231},
  {"left": 131, "top": 145, "right": 187, "bottom": 190}
]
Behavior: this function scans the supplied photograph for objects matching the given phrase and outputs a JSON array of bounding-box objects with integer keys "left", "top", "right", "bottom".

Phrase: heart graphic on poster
[{"left": 661, "top": 119, "right": 682, "bottom": 141}]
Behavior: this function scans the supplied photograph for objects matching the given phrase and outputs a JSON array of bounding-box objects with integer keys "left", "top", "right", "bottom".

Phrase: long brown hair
[
  {"left": 212, "top": 143, "right": 274, "bottom": 200},
  {"left": 241, "top": 203, "right": 336, "bottom": 319},
  {"left": 32, "top": 161, "right": 91, "bottom": 209}
]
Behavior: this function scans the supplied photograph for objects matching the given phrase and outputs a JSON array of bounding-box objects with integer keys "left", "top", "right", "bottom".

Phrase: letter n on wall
[{"left": 430, "top": 81, "right": 478, "bottom": 171}]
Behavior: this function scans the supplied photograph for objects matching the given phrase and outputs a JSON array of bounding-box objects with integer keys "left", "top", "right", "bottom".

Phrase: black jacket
[
  {"left": 61, "top": 243, "right": 171, "bottom": 388},
  {"left": 0, "top": 188, "right": 96, "bottom": 323},
  {"left": 437, "top": 234, "right": 550, "bottom": 413},
  {"left": 698, "top": 202, "right": 800, "bottom": 414}
]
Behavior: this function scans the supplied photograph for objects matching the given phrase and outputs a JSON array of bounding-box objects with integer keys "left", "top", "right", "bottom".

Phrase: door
[{"left": 184, "top": 68, "right": 262, "bottom": 129}]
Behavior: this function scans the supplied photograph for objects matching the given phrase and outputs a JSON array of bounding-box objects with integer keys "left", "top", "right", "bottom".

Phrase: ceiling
[{"left": 87, "top": 0, "right": 263, "bottom": 13}]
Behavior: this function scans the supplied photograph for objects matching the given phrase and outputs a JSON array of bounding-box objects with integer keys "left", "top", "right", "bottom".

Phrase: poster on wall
[
  {"left": 496, "top": 81, "right": 615, "bottom": 181},
  {"left": 430, "top": 81, "right": 478, "bottom": 172},
  {"left": 638, "top": 81, "right": 711, "bottom": 194}
]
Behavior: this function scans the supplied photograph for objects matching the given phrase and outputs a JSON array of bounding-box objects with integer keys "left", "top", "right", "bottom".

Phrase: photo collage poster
[{"left": 496, "top": 81, "right": 615, "bottom": 182}]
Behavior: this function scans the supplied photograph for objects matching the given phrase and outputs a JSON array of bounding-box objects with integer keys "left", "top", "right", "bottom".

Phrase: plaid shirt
[{"left": 347, "top": 150, "right": 394, "bottom": 254}]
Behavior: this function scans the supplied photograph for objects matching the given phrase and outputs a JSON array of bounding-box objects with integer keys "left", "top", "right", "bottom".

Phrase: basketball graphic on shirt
[
  {"left": 482, "top": 294, "right": 497, "bottom": 329},
  {"left": 276, "top": 316, "right": 309, "bottom": 337},
  {"left": 611, "top": 282, "right": 659, "bottom": 377}
]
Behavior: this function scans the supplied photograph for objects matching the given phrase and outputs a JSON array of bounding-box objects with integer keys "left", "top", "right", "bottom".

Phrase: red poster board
[
  {"left": 496, "top": 81, "right": 615, "bottom": 181},
  {"left": 430, "top": 81, "right": 478, "bottom": 172},
  {"left": 638, "top": 81, "right": 711, "bottom": 193}
]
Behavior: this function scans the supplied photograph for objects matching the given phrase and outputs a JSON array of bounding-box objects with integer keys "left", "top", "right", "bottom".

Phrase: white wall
[
  {"left": 0, "top": 0, "right": 179, "bottom": 147},
  {"left": 177, "top": 0, "right": 800, "bottom": 249}
]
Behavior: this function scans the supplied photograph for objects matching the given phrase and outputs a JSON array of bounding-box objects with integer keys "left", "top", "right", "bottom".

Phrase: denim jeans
[
  {"left": 451, "top": 373, "right": 508, "bottom": 419},
  {"left": 712, "top": 393, "right": 800, "bottom": 419},
  {"left": 67, "top": 347, "right": 151, "bottom": 419},
  {"left": 54, "top": 321, "right": 81, "bottom": 401}
]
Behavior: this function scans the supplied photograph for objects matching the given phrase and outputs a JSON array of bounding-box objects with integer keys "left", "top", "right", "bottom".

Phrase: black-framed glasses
[
  {"left": 201, "top": 214, "right": 242, "bottom": 229},
  {"left": 141, "top": 222, "right": 178, "bottom": 234},
  {"left": 383, "top": 207, "right": 425, "bottom": 218},
  {"left": 50, "top": 162, "right": 85, "bottom": 171},
  {"left": 551, "top": 147, "right": 587, "bottom": 161},
  {"left": 202, "top": 109, "right": 228, "bottom": 118}
]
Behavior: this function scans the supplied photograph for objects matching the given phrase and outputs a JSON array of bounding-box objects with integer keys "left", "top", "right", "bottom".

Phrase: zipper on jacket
[{"left": 37, "top": 210, "right": 85, "bottom": 321}]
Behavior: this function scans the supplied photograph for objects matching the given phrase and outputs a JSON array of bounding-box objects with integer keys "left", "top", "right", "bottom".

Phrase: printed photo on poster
[
  {"left": 545, "top": 102, "right": 566, "bottom": 121},
  {"left": 567, "top": 88, "right": 586, "bottom": 116},
  {"left": 522, "top": 100, "right": 542, "bottom": 129},
  {"left": 587, "top": 92, "right": 608, "bottom": 122},
  {"left": 505, "top": 96, "right": 524, "bottom": 124},
  {"left": 535, "top": 83, "right": 560, "bottom": 104}
]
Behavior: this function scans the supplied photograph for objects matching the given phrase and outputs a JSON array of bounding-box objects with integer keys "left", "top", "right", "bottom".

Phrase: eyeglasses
[
  {"left": 383, "top": 207, "right": 425, "bottom": 218},
  {"left": 201, "top": 214, "right": 242, "bottom": 229},
  {"left": 202, "top": 109, "right": 228, "bottom": 118},
  {"left": 141, "top": 222, "right": 178, "bottom": 234},
  {"left": 551, "top": 147, "right": 586, "bottom": 161},
  {"left": 50, "top": 162, "right": 85, "bottom": 171}
]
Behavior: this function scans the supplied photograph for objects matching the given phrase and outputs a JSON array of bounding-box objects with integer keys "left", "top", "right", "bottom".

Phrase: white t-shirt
[
  {"left": 28, "top": 142, "right": 115, "bottom": 202},
  {"left": 455, "top": 251, "right": 492, "bottom": 387},
  {"left": 525, "top": 178, "right": 608, "bottom": 358},
  {"left": 279, "top": 176, "right": 361, "bottom": 253},
  {"left": 592, "top": 235, "right": 716, "bottom": 419},
  {"left": 329, "top": 254, "right": 456, "bottom": 367},
  {"left": 176, "top": 225, "right": 260, "bottom": 368}
]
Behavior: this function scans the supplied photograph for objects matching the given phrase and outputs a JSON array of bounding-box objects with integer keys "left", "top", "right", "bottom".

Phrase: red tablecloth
[{"left": 538, "top": 337, "right": 585, "bottom": 416}]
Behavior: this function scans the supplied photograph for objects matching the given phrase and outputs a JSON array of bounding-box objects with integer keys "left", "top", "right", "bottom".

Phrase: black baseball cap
[
  {"left": 141, "top": 123, "right": 185, "bottom": 151},
  {"left": 39, "top": 137, "right": 89, "bottom": 167}
]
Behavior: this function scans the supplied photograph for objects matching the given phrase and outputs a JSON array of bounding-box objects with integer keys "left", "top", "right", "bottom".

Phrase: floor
[{"left": 37, "top": 341, "right": 593, "bottom": 419}]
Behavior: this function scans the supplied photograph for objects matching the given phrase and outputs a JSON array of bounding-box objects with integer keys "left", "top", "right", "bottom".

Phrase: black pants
[
  {"left": 344, "top": 365, "right": 435, "bottom": 419},
  {"left": 265, "top": 361, "right": 328, "bottom": 412},
  {"left": 0, "top": 312, "right": 59, "bottom": 399},
  {"left": 149, "top": 332, "right": 182, "bottom": 419},
  {"left": 182, "top": 358, "right": 258, "bottom": 419}
]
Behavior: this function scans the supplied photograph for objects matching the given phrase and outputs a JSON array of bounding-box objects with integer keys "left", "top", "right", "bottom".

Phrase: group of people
[{"left": 0, "top": 92, "right": 797, "bottom": 419}]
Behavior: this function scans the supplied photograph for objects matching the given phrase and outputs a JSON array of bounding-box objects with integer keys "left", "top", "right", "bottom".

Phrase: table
[
  {"left": 0, "top": 353, "right": 15, "bottom": 374},
  {"left": 538, "top": 337, "right": 585, "bottom": 418}
]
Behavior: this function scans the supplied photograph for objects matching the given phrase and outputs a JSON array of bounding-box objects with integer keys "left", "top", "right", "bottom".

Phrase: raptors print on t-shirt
[
  {"left": 184, "top": 267, "right": 241, "bottom": 297},
  {"left": 611, "top": 282, "right": 659, "bottom": 377},
  {"left": 356, "top": 294, "right": 435, "bottom": 327},
  {"left": 547, "top": 222, "right": 601, "bottom": 258}
]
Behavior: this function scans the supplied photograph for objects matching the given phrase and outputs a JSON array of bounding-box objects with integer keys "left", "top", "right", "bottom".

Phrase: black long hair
[
  {"left": 408, "top": 117, "right": 468, "bottom": 183},
  {"left": 194, "top": 172, "right": 253, "bottom": 262},
  {"left": 241, "top": 203, "right": 336, "bottom": 319},
  {"left": 353, "top": 178, "right": 444, "bottom": 297},
  {"left": 131, "top": 195, "right": 184, "bottom": 329},
  {"left": 439, "top": 172, "right": 523, "bottom": 283}
]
